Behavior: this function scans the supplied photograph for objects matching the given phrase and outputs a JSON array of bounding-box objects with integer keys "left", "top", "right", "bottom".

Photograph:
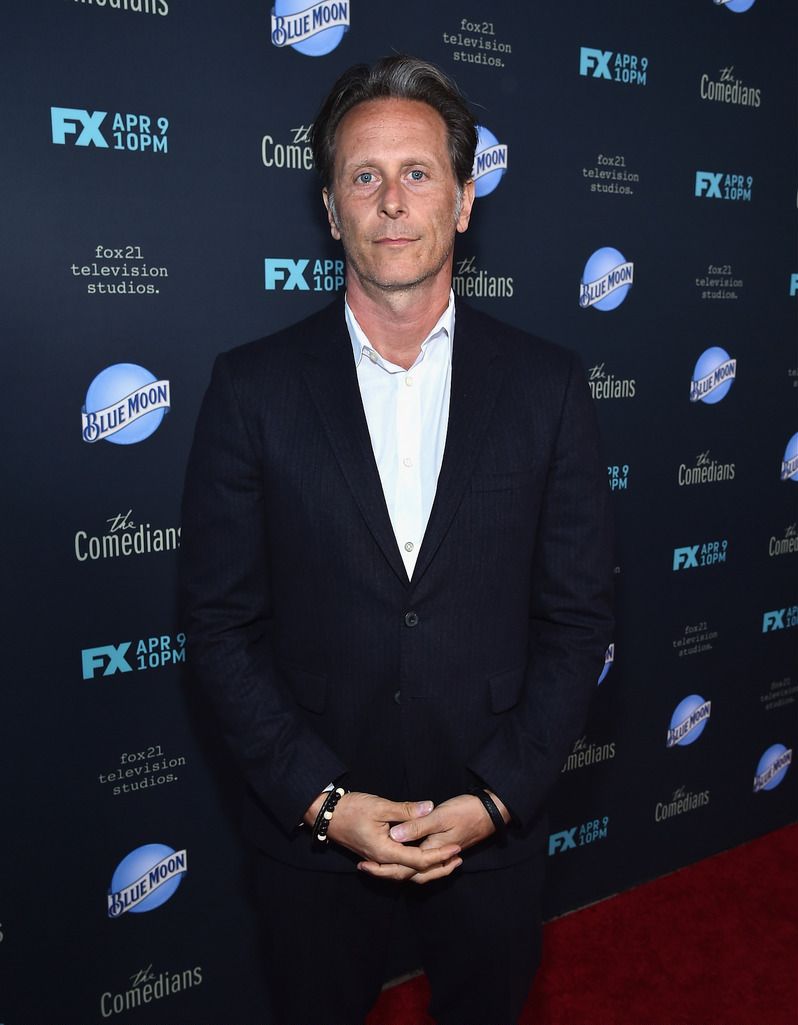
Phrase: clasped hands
[{"left": 303, "top": 790, "right": 510, "bottom": 885}]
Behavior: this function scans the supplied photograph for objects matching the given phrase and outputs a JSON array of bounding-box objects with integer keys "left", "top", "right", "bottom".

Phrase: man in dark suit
[{"left": 181, "top": 55, "right": 613, "bottom": 1025}]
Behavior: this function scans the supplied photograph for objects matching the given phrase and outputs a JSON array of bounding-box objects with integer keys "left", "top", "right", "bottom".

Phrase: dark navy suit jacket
[{"left": 180, "top": 299, "right": 614, "bottom": 872}]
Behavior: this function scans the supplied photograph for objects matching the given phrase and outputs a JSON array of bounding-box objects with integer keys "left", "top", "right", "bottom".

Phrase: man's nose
[{"left": 379, "top": 178, "right": 406, "bottom": 217}]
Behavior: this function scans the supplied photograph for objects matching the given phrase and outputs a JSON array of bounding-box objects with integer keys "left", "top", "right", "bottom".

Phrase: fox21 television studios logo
[{"left": 51, "top": 107, "right": 168, "bottom": 154}]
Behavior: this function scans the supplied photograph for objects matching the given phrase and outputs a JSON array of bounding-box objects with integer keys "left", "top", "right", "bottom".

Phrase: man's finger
[
  {"left": 366, "top": 839, "right": 461, "bottom": 872},
  {"left": 357, "top": 861, "right": 415, "bottom": 881},
  {"left": 359, "top": 854, "right": 463, "bottom": 882},
  {"left": 388, "top": 818, "right": 423, "bottom": 842},
  {"left": 409, "top": 857, "right": 463, "bottom": 885},
  {"left": 377, "top": 798, "right": 434, "bottom": 822},
  {"left": 389, "top": 809, "right": 445, "bottom": 843}
]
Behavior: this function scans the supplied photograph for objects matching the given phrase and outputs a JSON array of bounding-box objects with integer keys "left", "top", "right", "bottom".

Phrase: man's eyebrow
[{"left": 340, "top": 156, "right": 436, "bottom": 170}]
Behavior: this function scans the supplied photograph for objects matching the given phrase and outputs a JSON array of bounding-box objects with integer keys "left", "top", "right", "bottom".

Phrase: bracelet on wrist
[
  {"left": 312, "top": 785, "right": 349, "bottom": 849},
  {"left": 470, "top": 787, "right": 508, "bottom": 842}
]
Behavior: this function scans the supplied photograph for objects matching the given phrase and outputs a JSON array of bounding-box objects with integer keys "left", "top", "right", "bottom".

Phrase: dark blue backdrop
[{"left": 2, "top": 1, "right": 796, "bottom": 1021}]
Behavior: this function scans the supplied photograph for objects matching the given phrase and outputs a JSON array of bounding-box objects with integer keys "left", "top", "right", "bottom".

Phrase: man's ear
[
  {"left": 456, "top": 179, "right": 475, "bottom": 234},
  {"left": 322, "top": 188, "right": 341, "bottom": 241}
]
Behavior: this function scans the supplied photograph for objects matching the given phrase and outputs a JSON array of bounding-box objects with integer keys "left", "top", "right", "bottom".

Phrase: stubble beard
[{"left": 328, "top": 188, "right": 463, "bottom": 296}]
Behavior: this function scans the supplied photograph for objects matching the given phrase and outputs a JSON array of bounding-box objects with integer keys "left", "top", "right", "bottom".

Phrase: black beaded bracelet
[
  {"left": 470, "top": 787, "right": 507, "bottom": 841},
  {"left": 312, "top": 785, "right": 348, "bottom": 848}
]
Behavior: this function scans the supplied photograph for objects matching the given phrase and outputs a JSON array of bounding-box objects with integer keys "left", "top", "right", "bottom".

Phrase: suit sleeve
[
  {"left": 179, "top": 353, "right": 347, "bottom": 834},
  {"left": 468, "top": 350, "right": 614, "bottom": 830}
]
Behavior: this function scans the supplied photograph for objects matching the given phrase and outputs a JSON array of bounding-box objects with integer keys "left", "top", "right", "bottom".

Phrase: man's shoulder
[
  {"left": 456, "top": 301, "right": 577, "bottom": 377},
  {"left": 220, "top": 299, "right": 345, "bottom": 376}
]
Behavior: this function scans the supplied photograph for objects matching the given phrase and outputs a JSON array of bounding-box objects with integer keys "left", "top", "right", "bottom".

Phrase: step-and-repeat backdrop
[{"left": 2, "top": 1, "right": 796, "bottom": 1021}]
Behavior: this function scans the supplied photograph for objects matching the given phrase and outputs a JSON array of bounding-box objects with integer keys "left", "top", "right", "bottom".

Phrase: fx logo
[
  {"left": 82, "top": 643, "right": 132, "bottom": 679},
  {"left": 264, "top": 258, "right": 309, "bottom": 290},
  {"left": 790, "top": 274, "right": 798, "bottom": 297},
  {"left": 51, "top": 107, "right": 108, "bottom": 147},
  {"left": 762, "top": 610, "right": 785, "bottom": 632},
  {"left": 579, "top": 47, "right": 611, "bottom": 79},
  {"left": 548, "top": 829, "right": 577, "bottom": 855},
  {"left": 695, "top": 171, "right": 722, "bottom": 198},
  {"left": 673, "top": 546, "right": 699, "bottom": 570}
]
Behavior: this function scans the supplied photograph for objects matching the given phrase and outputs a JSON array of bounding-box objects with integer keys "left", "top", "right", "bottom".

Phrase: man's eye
[
  {"left": 409, "top": 170, "right": 426, "bottom": 181},
  {"left": 356, "top": 172, "right": 374, "bottom": 184}
]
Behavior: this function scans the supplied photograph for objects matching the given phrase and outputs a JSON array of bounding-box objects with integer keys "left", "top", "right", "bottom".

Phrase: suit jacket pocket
[
  {"left": 488, "top": 665, "right": 550, "bottom": 753},
  {"left": 488, "top": 665, "right": 526, "bottom": 713},
  {"left": 281, "top": 663, "right": 327, "bottom": 713}
]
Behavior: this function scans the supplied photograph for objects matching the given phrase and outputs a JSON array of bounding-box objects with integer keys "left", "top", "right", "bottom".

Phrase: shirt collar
[{"left": 345, "top": 290, "right": 455, "bottom": 372}]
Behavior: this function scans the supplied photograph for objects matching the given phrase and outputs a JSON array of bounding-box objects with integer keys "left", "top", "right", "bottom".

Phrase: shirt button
[
  {"left": 404, "top": 541, "right": 414, "bottom": 552},
  {"left": 394, "top": 690, "right": 401, "bottom": 705},
  {"left": 405, "top": 376, "right": 414, "bottom": 386},
  {"left": 404, "top": 611, "right": 419, "bottom": 627},
  {"left": 402, "top": 457, "right": 413, "bottom": 468}
]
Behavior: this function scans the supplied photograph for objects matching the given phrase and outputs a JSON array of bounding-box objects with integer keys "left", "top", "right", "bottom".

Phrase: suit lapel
[
  {"left": 298, "top": 300, "right": 506, "bottom": 589},
  {"left": 411, "top": 303, "right": 506, "bottom": 585},
  {"left": 300, "top": 302, "right": 410, "bottom": 586}
]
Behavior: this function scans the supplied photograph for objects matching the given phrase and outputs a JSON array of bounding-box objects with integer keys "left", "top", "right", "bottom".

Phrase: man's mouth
[{"left": 373, "top": 236, "right": 418, "bottom": 245}]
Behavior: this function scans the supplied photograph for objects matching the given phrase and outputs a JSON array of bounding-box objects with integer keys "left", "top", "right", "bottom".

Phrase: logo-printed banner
[
  {"left": 579, "top": 261, "right": 634, "bottom": 308},
  {"left": 82, "top": 380, "right": 171, "bottom": 442},
  {"left": 107, "top": 849, "right": 187, "bottom": 918},
  {"left": 271, "top": 0, "right": 350, "bottom": 47},
  {"left": 2, "top": 0, "right": 796, "bottom": 1021}
]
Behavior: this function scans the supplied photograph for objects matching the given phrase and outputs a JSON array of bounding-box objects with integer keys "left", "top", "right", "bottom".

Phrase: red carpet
[{"left": 367, "top": 824, "right": 798, "bottom": 1025}]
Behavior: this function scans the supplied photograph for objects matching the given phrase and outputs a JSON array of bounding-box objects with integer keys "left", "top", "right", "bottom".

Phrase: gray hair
[{"left": 310, "top": 54, "right": 478, "bottom": 190}]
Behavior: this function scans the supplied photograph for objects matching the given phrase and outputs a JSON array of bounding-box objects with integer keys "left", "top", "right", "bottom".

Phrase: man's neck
[{"left": 346, "top": 272, "right": 452, "bottom": 371}]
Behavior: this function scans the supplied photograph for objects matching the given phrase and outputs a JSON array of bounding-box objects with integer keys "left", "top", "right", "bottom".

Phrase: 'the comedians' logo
[
  {"left": 270, "top": 0, "right": 349, "bottom": 56},
  {"left": 667, "top": 694, "right": 711, "bottom": 747},
  {"left": 690, "top": 347, "right": 736, "bottom": 404},
  {"left": 107, "top": 843, "right": 187, "bottom": 918},
  {"left": 579, "top": 247, "right": 633, "bottom": 311},
  {"left": 472, "top": 125, "right": 508, "bottom": 198},
  {"left": 82, "top": 363, "right": 170, "bottom": 445}
]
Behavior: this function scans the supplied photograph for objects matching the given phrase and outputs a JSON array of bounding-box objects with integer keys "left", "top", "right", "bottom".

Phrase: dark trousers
[{"left": 257, "top": 852, "right": 544, "bottom": 1025}]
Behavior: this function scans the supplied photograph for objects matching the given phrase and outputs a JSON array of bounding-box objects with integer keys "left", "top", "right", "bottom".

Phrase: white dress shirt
[{"left": 345, "top": 292, "right": 454, "bottom": 578}]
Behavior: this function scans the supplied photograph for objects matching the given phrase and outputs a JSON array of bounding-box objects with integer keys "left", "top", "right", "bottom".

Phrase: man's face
[{"left": 323, "top": 98, "right": 474, "bottom": 295}]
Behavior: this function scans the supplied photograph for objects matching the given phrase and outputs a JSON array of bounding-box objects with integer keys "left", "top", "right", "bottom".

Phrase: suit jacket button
[
  {"left": 394, "top": 690, "right": 401, "bottom": 705},
  {"left": 404, "top": 611, "right": 419, "bottom": 627}
]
